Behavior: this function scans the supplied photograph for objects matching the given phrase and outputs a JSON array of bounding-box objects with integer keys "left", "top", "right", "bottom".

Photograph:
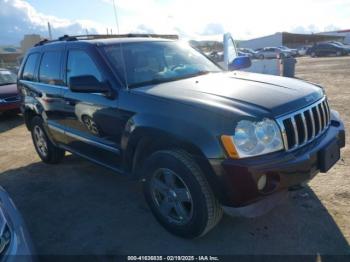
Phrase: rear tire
[
  {"left": 311, "top": 52, "right": 316, "bottom": 58},
  {"left": 31, "top": 116, "right": 65, "bottom": 164},
  {"left": 142, "top": 150, "right": 223, "bottom": 239}
]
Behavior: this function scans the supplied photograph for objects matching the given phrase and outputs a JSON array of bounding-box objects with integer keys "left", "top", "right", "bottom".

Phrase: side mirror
[
  {"left": 228, "top": 56, "right": 252, "bottom": 71},
  {"left": 69, "top": 75, "right": 110, "bottom": 93}
]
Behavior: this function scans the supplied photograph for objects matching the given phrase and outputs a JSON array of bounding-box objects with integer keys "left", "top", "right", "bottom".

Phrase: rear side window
[
  {"left": 67, "top": 50, "right": 102, "bottom": 83},
  {"left": 22, "top": 53, "right": 39, "bottom": 81},
  {"left": 39, "top": 51, "right": 63, "bottom": 85}
]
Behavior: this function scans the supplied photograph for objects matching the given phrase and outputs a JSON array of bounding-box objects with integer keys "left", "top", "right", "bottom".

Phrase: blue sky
[
  {"left": 1, "top": 0, "right": 349, "bottom": 45},
  {"left": 26, "top": 0, "right": 114, "bottom": 25}
]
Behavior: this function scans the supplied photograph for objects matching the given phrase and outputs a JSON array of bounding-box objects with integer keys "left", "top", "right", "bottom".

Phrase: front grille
[
  {"left": 3, "top": 95, "right": 20, "bottom": 103},
  {"left": 277, "top": 97, "right": 331, "bottom": 151}
]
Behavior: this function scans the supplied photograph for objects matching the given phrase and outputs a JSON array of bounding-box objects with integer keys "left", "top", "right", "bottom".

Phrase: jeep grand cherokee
[{"left": 18, "top": 35, "right": 345, "bottom": 238}]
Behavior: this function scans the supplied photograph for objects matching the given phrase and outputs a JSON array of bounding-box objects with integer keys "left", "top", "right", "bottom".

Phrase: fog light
[{"left": 257, "top": 175, "right": 267, "bottom": 191}]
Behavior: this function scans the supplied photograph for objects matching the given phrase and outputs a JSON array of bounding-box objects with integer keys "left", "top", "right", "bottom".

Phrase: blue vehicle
[
  {"left": 18, "top": 34, "right": 345, "bottom": 238},
  {"left": 307, "top": 43, "right": 349, "bottom": 57},
  {"left": 0, "top": 186, "right": 34, "bottom": 259}
]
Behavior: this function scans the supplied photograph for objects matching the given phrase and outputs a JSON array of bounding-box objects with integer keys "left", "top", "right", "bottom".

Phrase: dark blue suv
[
  {"left": 18, "top": 35, "right": 345, "bottom": 238},
  {"left": 308, "top": 43, "right": 349, "bottom": 57}
]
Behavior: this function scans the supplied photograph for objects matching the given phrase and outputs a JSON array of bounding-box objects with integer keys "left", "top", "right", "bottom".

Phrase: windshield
[
  {"left": 103, "top": 41, "right": 221, "bottom": 88},
  {"left": 0, "top": 70, "right": 17, "bottom": 86}
]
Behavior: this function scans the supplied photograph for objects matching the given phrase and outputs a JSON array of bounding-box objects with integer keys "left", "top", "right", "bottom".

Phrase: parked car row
[
  {"left": 238, "top": 46, "right": 298, "bottom": 59},
  {"left": 238, "top": 41, "right": 350, "bottom": 59}
]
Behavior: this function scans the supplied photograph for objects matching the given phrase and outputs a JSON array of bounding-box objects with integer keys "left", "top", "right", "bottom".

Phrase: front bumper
[{"left": 210, "top": 111, "right": 345, "bottom": 213}]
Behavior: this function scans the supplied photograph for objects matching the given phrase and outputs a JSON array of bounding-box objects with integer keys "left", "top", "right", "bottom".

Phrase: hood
[
  {"left": 133, "top": 71, "right": 324, "bottom": 117},
  {"left": 0, "top": 84, "right": 18, "bottom": 99}
]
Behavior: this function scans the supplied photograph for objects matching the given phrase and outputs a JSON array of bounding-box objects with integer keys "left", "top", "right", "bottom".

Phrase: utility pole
[{"left": 47, "top": 22, "right": 52, "bottom": 40}]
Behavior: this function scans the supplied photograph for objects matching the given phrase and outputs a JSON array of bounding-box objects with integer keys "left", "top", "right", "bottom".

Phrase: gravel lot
[{"left": 0, "top": 56, "right": 349, "bottom": 256}]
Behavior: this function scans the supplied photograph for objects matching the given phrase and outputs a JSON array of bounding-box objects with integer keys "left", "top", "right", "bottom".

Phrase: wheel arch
[
  {"left": 124, "top": 127, "right": 205, "bottom": 174},
  {"left": 23, "top": 106, "right": 40, "bottom": 130},
  {"left": 122, "top": 126, "right": 227, "bottom": 204}
]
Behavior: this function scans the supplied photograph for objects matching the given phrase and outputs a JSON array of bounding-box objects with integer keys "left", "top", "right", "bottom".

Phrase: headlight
[{"left": 221, "top": 118, "right": 284, "bottom": 158}]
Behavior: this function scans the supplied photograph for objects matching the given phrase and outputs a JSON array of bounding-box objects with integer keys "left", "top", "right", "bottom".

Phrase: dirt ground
[{"left": 0, "top": 56, "right": 349, "bottom": 256}]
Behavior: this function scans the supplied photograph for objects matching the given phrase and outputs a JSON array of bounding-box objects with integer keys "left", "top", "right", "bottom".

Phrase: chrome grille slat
[
  {"left": 280, "top": 124, "right": 289, "bottom": 150},
  {"left": 290, "top": 117, "right": 299, "bottom": 147},
  {"left": 301, "top": 112, "right": 308, "bottom": 144},
  {"left": 309, "top": 109, "right": 316, "bottom": 138},
  {"left": 316, "top": 105, "right": 322, "bottom": 133},
  {"left": 320, "top": 102, "right": 327, "bottom": 131},
  {"left": 325, "top": 100, "right": 331, "bottom": 123},
  {"left": 277, "top": 97, "right": 330, "bottom": 151}
]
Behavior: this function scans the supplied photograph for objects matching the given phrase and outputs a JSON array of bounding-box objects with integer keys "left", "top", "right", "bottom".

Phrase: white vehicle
[
  {"left": 279, "top": 46, "right": 298, "bottom": 56},
  {"left": 297, "top": 46, "right": 309, "bottom": 56},
  {"left": 189, "top": 33, "right": 281, "bottom": 76}
]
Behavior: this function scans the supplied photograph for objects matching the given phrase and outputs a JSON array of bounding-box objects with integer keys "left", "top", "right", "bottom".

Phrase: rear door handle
[{"left": 65, "top": 100, "right": 76, "bottom": 106}]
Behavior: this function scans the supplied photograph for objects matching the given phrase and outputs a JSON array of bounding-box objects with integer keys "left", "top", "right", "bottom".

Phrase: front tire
[
  {"left": 31, "top": 116, "right": 65, "bottom": 164},
  {"left": 143, "top": 150, "right": 223, "bottom": 238}
]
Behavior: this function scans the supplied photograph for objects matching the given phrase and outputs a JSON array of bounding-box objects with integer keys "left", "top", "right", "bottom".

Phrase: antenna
[
  {"left": 112, "top": 0, "right": 120, "bottom": 34},
  {"left": 112, "top": 0, "right": 128, "bottom": 89}
]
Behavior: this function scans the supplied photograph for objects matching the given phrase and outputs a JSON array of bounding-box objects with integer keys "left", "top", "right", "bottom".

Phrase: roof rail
[
  {"left": 67, "top": 33, "right": 179, "bottom": 40},
  {"left": 34, "top": 33, "right": 179, "bottom": 46}
]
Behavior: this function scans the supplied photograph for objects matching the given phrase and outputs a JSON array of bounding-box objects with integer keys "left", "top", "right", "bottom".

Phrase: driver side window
[{"left": 67, "top": 50, "right": 102, "bottom": 84}]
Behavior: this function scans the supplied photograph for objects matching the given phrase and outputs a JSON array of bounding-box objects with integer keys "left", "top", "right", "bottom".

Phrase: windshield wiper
[
  {"left": 128, "top": 70, "right": 215, "bottom": 88},
  {"left": 128, "top": 78, "right": 171, "bottom": 88}
]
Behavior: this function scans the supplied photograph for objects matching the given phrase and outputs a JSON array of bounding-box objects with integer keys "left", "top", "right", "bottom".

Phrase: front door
[{"left": 61, "top": 48, "right": 122, "bottom": 169}]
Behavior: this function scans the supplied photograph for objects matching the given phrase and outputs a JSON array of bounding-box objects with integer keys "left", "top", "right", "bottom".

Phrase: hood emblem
[{"left": 305, "top": 94, "right": 316, "bottom": 103}]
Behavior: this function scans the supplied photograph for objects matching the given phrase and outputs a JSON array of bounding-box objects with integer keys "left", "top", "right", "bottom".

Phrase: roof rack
[{"left": 34, "top": 33, "right": 179, "bottom": 46}]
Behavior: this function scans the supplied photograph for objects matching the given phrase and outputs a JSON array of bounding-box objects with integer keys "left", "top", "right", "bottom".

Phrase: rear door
[
  {"left": 60, "top": 47, "right": 122, "bottom": 168},
  {"left": 19, "top": 48, "right": 67, "bottom": 144}
]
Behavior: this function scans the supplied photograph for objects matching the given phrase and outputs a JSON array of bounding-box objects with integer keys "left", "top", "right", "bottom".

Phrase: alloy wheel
[
  {"left": 33, "top": 125, "right": 48, "bottom": 157},
  {"left": 150, "top": 168, "right": 193, "bottom": 225}
]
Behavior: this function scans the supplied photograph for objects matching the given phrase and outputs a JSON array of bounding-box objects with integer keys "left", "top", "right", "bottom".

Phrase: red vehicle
[{"left": 0, "top": 68, "right": 20, "bottom": 115}]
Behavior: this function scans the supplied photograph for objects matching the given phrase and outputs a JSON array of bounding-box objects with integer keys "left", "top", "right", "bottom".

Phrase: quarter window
[
  {"left": 67, "top": 50, "right": 102, "bottom": 83},
  {"left": 22, "top": 53, "right": 39, "bottom": 81},
  {"left": 39, "top": 51, "right": 63, "bottom": 85}
]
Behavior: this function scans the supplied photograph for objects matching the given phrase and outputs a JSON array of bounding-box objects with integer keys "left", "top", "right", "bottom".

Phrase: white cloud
[
  {"left": 1, "top": 0, "right": 349, "bottom": 45},
  {"left": 0, "top": 0, "right": 105, "bottom": 45},
  {"left": 100, "top": 0, "right": 350, "bottom": 40}
]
